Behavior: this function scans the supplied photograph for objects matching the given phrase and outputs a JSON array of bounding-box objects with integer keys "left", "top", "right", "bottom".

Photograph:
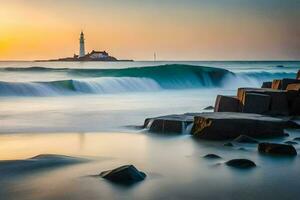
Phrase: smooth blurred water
[
  {"left": 0, "top": 132, "right": 300, "bottom": 200},
  {"left": 0, "top": 61, "right": 299, "bottom": 133}
]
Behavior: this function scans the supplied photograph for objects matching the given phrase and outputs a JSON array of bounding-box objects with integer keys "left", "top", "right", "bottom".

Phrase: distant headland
[{"left": 35, "top": 31, "right": 133, "bottom": 62}]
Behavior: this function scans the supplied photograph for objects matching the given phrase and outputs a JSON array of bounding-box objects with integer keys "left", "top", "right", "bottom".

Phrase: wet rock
[
  {"left": 258, "top": 143, "right": 297, "bottom": 156},
  {"left": 237, "top": 88, "right": 289, "bottom": 115},
  {"left": 224, "top": 142, "right": 234, "bottom": 147},
  {"left": 203, "top": 154, "right": 221, "bottom": 159},
  {"left": 274, "top": 79, "right": 300, "bottom": 90},
  {"left": 297, "top": 70, "right": 300, "bottom": 80},
  {"left": 100, "top": 165, "right": 146, "bottom": 185},
  {"left": 290, "top": 97, "right": 300, "bottom": 115},
  {"left": 284, "top": 133, "right": 290, "bottom": 137},
  {"left": 144, "top": 114, "right": 194, "bottom": 134},
  {"left": 293, "top": 137, "right": 300, "bottom": 141},
  {"left": 191, "top": 112, "right": 299, "bottom": 140},
  {"left": 242, "top": 93, "right": 271, "bottom": 114},
  {"left": 284, "top": 141, "right": 298, "bottom": 145},
  {"left": 286, "top": 83, "right": 300, "bottom": 91},
  {"left": 203, "top": 106, "right": 214, "bottom": 110},
  {"left": 225, "top": 159, "right": 256, "bottom": 169},
  {"left": 261, "top": 81, "right": 272, "bottom": 89},
  {"left": 233, "top": 135, "right": 258, "bottom": 143},
  {"left": 238, "top": 147, "right": 247, "bottom": 151},
  {"left": 214, "top": 95, "right": 239, "bottom": 112}
]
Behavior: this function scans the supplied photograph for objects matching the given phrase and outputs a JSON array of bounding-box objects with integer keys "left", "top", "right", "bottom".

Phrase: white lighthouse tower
[{"left": 79, "top": 31, "right": 85, "bottom": 57}]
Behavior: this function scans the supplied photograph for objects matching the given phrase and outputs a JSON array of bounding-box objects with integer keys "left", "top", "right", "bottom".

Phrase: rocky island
[{"left": 35, "top": 31, "right": 133, "bottom": 62}]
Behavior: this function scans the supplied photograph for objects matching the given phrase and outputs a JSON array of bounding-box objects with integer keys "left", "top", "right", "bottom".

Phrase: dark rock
[
  {"left": 214, "top": 95, "right": 239, "bottom": 112},
  {"left": 225, "top": 159, "right": 256, "bottom": 169},
  {"left": 272, "top": 79, "right": 300, "bottom": 90},
  {"left": 271, "top": 79, "right": 282, "bottom": 90},
  {"left": 238, "top": 147, "right": 247, "bottom": 151},
  {"left": 290, "top": 97, "right": 300, "bottom": 115},
  {"left": 203, "top": 106, "right": 214, "bottom": 110},
  {"left": 100, "top": 165, "right": 146, "bottom": 184},
  {"left": 237, "top": 88, "right": 289, "bottom": 115},
  {"left": 284, "top": 133, "right": 290, "bottom": 137},
  {"left": 293, "top": 137, "right": 300, "bottom": 141},
  {"left": 224, "top": 142, "right": 234, "bottom": 147},
  {"left": 297, "top": 70, "right": 300, "bottom": 80},
  {"left": 286, "top": 83, "right": 300, "bottom": 91},
  {"left": 233, "top": 135, "right": 258, "bottom": 143},
  {"left": 261, "top": 81, "right": 272, "bottom": 89},
  {"left": 284, "top": 141, "right": 298, "bottom": 145},
  {"left": 258, "top": 143, "right": 297, "bottom": 156},
  {"left": 144, "top": 114, "right": 193, "bottom": 134},
  {"left": 203, "top": 154, "right": 222, "bottom": 159},
  {"left": 242, "top": 93, "right": 271, "bottom": 114},
  {"left": 191, "top": 112, "right": 299, "bottom": 140}
]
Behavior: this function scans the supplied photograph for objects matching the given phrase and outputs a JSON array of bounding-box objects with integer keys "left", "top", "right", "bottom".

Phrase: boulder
[
  {"left": 191, "top": 112, "right": 300, "bottom": 140},
  {"left": 224, "top": 142, "right": 234, "bottom": 147},
  {"left": 293, "top": 137, "right": 300, "bottom": 141},
  {"left": 203, "top": 106, "right": 214, "bottom": 110},
  {"left": 242, "top": 93, "right": 270, "bottom": 114},
  {"left": 233, "top": 135, "right": 258, "bottom": 143},
  {"left": 237, "top": 88, "right": 289, "bottom": 115},
  {"left": 290, "top": 97, "right": 300, "bottom": 115},
  {"left": 297, "top": 70, "right": 300, "bottom": 80},
  {"left": 203, "top": 154, "right": 221, "bottom": 159},
  {"left": 225, "top": 159, "right": 256, "bottom": 169},
  {"left": 281, "top": 79, "right": 300, "bottom": 90},
  {"left": 258, "top": 143, "right": 297, "bottom": 156},
  {"left": 100, "top": 165, "right": 146, "bottom": 184},
  {"left": 285, "top": 141, "right": 298, "bottom": 145},
  {"left": 272, "top": 79, "right": 300, "bottom": 90},
  {"left": 272, "top": 79, "right": 282, "bottom": 90},
  {"left": 144, "top": 114, "right": 194, "bottom": 134},
  {"left": 214, "top": 95, "right": 239, "bottom": 112},
  {"left": 286, "top": 83, "right": 300, "bottom": 91},
  {"left": 261, "top": 81, "right": 272, "bottom": 88}
]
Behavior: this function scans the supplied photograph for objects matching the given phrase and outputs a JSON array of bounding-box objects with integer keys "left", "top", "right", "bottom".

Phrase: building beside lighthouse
[
  {"left": 75, "top": 31, "right": 118, "bottom": 61},
  {"left": 79, "top": 31, "right": 85, "bottom": 57}
]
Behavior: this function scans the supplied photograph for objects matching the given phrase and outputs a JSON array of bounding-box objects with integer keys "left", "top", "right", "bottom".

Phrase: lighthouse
[{"left": 79, "top": 31, "right": 85, "bottom": 57}]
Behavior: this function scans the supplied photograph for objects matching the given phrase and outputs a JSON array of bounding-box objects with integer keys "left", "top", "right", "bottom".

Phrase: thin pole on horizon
[{"left": 154, "top": 52, "right": 156, "bottom": 61}]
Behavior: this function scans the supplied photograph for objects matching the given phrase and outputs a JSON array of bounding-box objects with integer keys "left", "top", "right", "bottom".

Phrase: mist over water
[
  {"left": 0, "top": 61, "right": 300, "bottom": 200},
  {"left": 0, "top": 61, "right": 299, "bottom": 133}
]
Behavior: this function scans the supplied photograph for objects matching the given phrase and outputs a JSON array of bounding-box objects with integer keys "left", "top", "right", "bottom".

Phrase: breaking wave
[{"left": 0, "top": 64, "right": 297, "bottom": 96}]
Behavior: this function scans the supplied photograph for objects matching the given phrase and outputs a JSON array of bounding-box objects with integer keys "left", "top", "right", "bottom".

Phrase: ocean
[
  {"left": 0, "top": 61, "right": 298, "bottom": 133},
  {"left": 0, "top": 61, "right": 300, "bottom": 200}
]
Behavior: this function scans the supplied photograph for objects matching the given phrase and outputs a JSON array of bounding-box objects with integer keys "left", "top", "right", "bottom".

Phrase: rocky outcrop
[
  {"left": 237, "top": 88, "right": 289, "bottom": 115},
  {"left": 191, "top": 112, "right": 299, "bottom": 140},
  {"left": 100, "top": 165, "right": 146, "bottom": 184},
  {"left": 144, "top": 114, "right": 194, "bottom": 134},
  {"left": 203, "top": 154, "right": 221, "bottom": 159},
  {"left": 224, "top": 142, "right": 234, "bottom": 147},
  {"left": 293, "top": 137, "right": 300, "bottom": 141},
  {"left": 242, "top": 93, "right": 271, "bottom": 114},
  {"left": 297, "top": 70, "right": 300, "bottom": 80},
  {"left": 272, "top": 78, "right": 300, "bottom": 90},
  {"left": 214, "top": 95, "right": 239, "bottom": 112},
  {"left": 261, "top": 81, "right": 272, "bottom": 88},
  {"left": 203, "top": 106, "right": 214, "bottom": 110},
  {"left": 286, "top": 83, "right": 300, "bottom": 91},
  {"left": 284, "top": 141, "right": 298, "bottom": 145},
  {"left": 225, "top": 159, "right": 256, "bottom": 169},
  {"left": 258, "top": 143, "right": 297, "bottom": 156},
  {"left": 233, "top": 135, "right": 258, "bottom": 143}
]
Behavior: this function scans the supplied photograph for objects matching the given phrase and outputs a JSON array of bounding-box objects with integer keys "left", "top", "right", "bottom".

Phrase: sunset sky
[{"left": 0, "top": 0, "right": 299, "bottom": 60}]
